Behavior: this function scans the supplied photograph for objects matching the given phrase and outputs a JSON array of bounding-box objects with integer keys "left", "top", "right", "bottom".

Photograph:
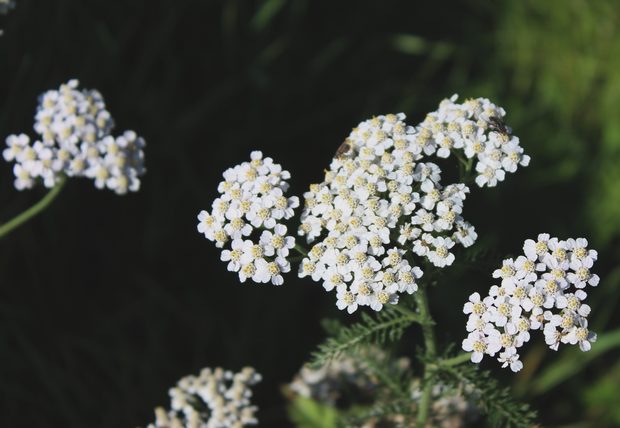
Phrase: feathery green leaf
[
  {"left": 310, "top": 308, "right": 418, "bottom": 368},
  {"left": 438, "top": 363, "right": 537, "bottom": 428}
]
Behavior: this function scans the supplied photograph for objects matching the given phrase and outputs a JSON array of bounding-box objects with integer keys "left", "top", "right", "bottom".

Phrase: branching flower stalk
[
  {"left": 0, "top": 176, "right": 66, "bottom": 239},
  {"left": 438, "top": 352, "right": 473, "bottom": 368},
  {"left": 414, "top": 284, "right": 438, "bottom": 427},
  {"left": 406, "top": 152, "right": 474, "bottom": 427}
]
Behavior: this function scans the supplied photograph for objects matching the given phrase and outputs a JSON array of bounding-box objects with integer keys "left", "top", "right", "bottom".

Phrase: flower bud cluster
[
  {"left": 147, "top": 367, "right": 262, "bottom": 428},
  {"left": 298, "top": 113, "right": 477, "bottom": 313},
  {"left": 288, "top": 356, "right": 383, "bottom": 406},
  {"left": 417, "top": 94, "right": 530, "bottom": 187},
  {"left": 3, "top": 79, "right": 146, "bottom": 194},
  {"left": 197, "top": 151, "right": 299, "bottom": 285},
  {"left": 462, "top": 234, "right": 599, "bottom": 372}
]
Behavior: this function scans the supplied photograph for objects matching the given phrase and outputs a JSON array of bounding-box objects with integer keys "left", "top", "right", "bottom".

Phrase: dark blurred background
[{"left": 1, "top": 1, "right": 620, "bottom": 427}]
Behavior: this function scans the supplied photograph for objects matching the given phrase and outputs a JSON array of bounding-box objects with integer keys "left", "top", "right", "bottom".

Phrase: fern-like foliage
[
  {"left": 310, "top": 308, "right": 418, "bottom": 368},
  {"left": 338, "top": 344, "right": 416, "bottom": 427},
  {"left": 351, "top": 348, "right": 412, "bottom": 398},
  {"left": 437, "top": 363, "right": 538, "bottom": 428}
]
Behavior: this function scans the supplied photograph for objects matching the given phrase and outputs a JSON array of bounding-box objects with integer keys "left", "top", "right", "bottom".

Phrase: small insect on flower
[
  {"left": 334, "top": 139, "right": 352, "bottom": 159},
  {"left": 487, "top": 116, "right": 511, "bottom": 137}
]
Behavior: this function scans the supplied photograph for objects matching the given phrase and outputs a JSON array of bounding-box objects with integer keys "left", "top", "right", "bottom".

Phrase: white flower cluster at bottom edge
[{"left": 147, "top": 367, "right": 262, "bottom": 428}]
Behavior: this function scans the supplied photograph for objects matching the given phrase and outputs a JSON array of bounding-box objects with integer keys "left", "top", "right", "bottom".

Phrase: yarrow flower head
[
  {"left": 146, "top": 366, "right": 261, "bottom": 428},
  {"left": 197, "top": 151, "right": 299, "bottom": 285},
  {"left": 3, "top": 79, "right": 146, "bottom": 194},
  {"left": 196, "top": 96, "right": 524, "bottom": 310},
  {"left": 462, "top": 235, "right": 599, "bottom": 372},
  {"left": 418, "top": 95, "right": 530, "bottom": 187},
  {"left": 298, "top": 113, "right": 478, "bottom": 313}
]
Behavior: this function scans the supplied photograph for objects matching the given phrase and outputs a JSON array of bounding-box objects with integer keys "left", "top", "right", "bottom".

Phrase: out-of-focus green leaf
[
  {"left": 590, "top": 159, "right": 620, "bottom": 245},
  {"left": 531, "top": 328, "right": 620, "bottom": 395},
  {"left": 391, "top": 34, "right": 453, "bottom": 60},
  {"left": 497, "top": 0, "right": 620, "bottom": 245},
  {"left": 391, "top": 34, "right": 429, "bottom": 55},
  {"left": 591, "top": 267, "right": 620, "bottom": 330},
  {"left": 287, "top": 396, "right": 339, "bottom": 428},
  {"left": 583, "top": 360, "right": 620, "bottom": 425},
  {"left": 251, "top": 0, "right": 287, "bottom": 31}
]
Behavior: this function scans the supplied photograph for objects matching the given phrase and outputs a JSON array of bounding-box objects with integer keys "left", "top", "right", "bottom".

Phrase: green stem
[
  {"left": 439, "top": 352, "right": 471, "bottom": 367},
  {"left": 390, "top": 302, "right": 422, "bottom": 321},
  {"left": 0, "top": 177, "right": 66, "bottom": 239},
  {"left": 465, "top": 157, "right": 474, "bottom": 173},
  {"left": 293, "top": 242, "right": 308, "bottom": 257},
  {"left": 452, "top": 150, "right": 467, "bottom": 168},
  {"left": 453, "top": 150, "right": 476, "bottom": 184},
  {"left": 415, "top": 285, "right": 437, "bottom": 428}
]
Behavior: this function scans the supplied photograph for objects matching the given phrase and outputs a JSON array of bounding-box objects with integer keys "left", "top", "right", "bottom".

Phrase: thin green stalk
[
  {"left": 453, "top": 150, "right": 469, "bottom": 170},
  {"left": 0, "top": 177, "right": 66, "bottom": 239},
  {"left": 415, "top": 285, "right": 437, "bottom": 427},
  {"left": 293, "top": 243, "right": 308, "bottom": 257},
  {"left": 464, "top": 157, "right": 474, "bottom": 173},
  {"left": 390, "top": 302, "right": 423, "bottom": 322},
  {"left": 439, "top": 352, "right": 471, "bottom": 367},
  {"left": 453, "top": 150, "right": 475, "bottom": 184}
]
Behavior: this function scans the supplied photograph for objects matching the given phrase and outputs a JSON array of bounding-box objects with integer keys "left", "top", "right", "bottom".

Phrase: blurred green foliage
[
  {"left": 287, "top": 396, "right": 338, "bottom": 428},
  {"left": 498, "top": 0, "right": 620, "bottom": 245},
  {"left": 0, "top": 0, "right": 619, "bottom": 427}
]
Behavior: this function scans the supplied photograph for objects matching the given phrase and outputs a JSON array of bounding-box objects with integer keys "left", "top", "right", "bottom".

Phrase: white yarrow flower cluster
[
  {"left": 197, "top": 151, "right": 299, "bottom": 285},
  {"left": 298, "top": 113, "right": 477, "bottom": 313},
  {"left": 417, "top": 95, "right": 530, "bottom": 187},
  {"left": 462, "top": 234, "right": 599, "bottom": 372},
  {"left": 3, "top": 79, "right": 146, "bottom": 194},
  {"left": 147, "top": 367, "right": 261, "bottom": 428}
]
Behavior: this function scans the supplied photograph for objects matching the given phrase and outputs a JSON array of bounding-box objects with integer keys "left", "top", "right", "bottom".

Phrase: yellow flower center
[
  {"left": 535, "top": 241, "right": 548, "bottom": 255},
  {"left": 377, "top": 291, "right": 390, "bottom": 304},
  {"left": 576, "top": 267, "right": 590, "bottom": 281}
]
